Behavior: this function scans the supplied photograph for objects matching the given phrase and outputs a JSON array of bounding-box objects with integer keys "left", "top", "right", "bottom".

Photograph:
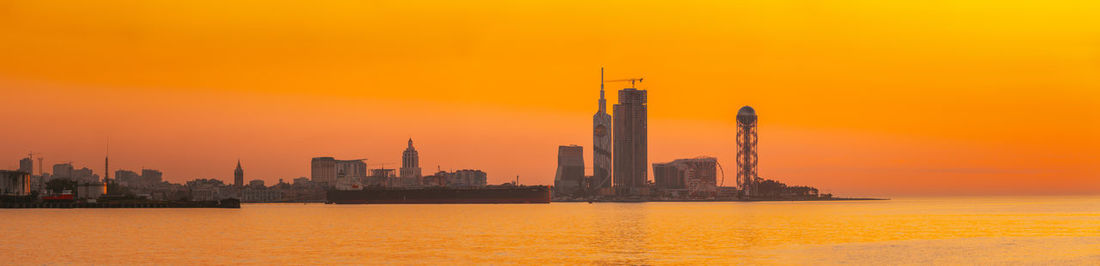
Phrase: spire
[
  {"left": 598, "top": 67, "right": 607, "bottom": 113},
  {"left": 234, "top": 159, "right": 244, "bottom": 187},
  {"left": 408, "top": 138, "right": 414, "bottom": 148}
]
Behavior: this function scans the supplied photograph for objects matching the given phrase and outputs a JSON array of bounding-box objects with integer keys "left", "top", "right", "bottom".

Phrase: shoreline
[{"left": 553, "top": 197, "right": 889, "bottom": 203}]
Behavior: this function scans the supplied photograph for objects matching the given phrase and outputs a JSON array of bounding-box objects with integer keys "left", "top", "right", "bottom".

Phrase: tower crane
[
  {"left": 602, "top": 77, "right": 644, "bottom": 88},
  {"left": 26, "top": 152, "right": 38, "bottom": 175},
  {"left": 600, "top": 67, "right": 644, "bottom": 88}
]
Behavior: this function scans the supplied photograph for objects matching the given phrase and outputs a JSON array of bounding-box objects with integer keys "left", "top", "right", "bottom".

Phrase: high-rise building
[
  {"left": 553, "top": 145, "right": 585, "bottom": 195},
  {"left": 141, "top": 169, "right": 163, "bottom": 185},
  {"left": 736, "top": 106, "right": 759, "bottom": 196},
  {"left": 52, "top": 163, "right": 74, "bottom": 180},
  {"left": 312, "top": 157, "right": 366, "bottom": 189},
  {"left": 115, "top": 170, "right": 141, "bottom": 187},
  {"left": 400, "top": 139, "right": 422, "bottom": 179},
  {"left": 234, "top": 160, "right": 244, "bottom": 187},
  {"left": 335, "top": 159, "right": 367, "bottom": 189},
  {"left": 73, "top": 167, "right": 97, "bottom": 184},
  {"left": 613, "top": 88, "right": 648, "bottom": 195},
  {"left": 311, "top": 157, "right": 337, "bottom": 187},
  {"left": 18, "top": 157, "right": 33, "bottom": 175},
  {"left": 592, "top": 70, "right": 613, "bottom": 193}
]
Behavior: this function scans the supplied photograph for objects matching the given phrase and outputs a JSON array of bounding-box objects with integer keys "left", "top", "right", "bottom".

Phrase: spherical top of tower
[{"left": 737, "top": 106, "right": 757, "bottom": 124}]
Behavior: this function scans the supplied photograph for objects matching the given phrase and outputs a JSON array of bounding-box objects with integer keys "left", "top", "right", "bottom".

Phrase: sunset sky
[{"left": 1, "top": 0, "right": 1097, "bottom": 196}]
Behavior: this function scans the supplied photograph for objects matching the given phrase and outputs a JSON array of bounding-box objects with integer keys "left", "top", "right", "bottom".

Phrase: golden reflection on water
[{"left": 0, "top": 196, "right": 1097, "bottom": 264}]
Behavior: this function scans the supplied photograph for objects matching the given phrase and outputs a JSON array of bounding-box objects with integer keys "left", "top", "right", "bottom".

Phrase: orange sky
[{"left": 1, "top": 0, "right": 1097, "bottom": 196}]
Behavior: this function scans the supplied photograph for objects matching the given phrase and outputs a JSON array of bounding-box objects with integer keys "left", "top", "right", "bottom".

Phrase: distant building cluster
[
  {"left": 0, "top": 70, "right": 829, "bottom": 203},
  {"left": 2, "top": 158, "right": 109, "bottom": 200},
  {"left": 312, "top": 139, "right": 490, "bottom": 191},
  {"left": 0, "top": 155, "right": 330, "bottom": 203},
  {"left": 554, "top": 71, "right": 656, "bottom": 198},
  {"left": 552, "top": 69, "right": 822, "bottom": 200}
]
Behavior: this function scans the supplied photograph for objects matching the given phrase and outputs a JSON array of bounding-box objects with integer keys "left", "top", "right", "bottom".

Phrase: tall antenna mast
[
  {"left": 104, "top": 138, "right": 110, "bottom": 193},
  {"left": 600, "top": 67, "right": 604, "bottom": 92},
  {"left": 105, "top": 138, "right": 110, "bottom": 181}
]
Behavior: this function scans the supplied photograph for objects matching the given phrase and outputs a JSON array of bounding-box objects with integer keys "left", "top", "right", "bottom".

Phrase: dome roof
[{"left": 736, "top": 106, "right": 757, "bottom": 124}]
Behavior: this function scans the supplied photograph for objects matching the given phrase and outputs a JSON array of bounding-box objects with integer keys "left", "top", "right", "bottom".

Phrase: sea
[{"left": 1, "top": 196, "right": 1097, "bottom": 264}]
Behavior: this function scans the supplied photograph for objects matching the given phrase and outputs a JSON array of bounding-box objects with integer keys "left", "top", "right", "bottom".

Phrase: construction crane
[
  {"left": 601, "top": 67, "right": 644, "bottom": 88},
  {"left": 26, "top": 152, "right": 38, "bottom": 175},
  {"left": 371, "top": 161, "right": 395, "bottom": 170},
  {"left": 602, "top": 77, "right": 642, "bottom": 87}
]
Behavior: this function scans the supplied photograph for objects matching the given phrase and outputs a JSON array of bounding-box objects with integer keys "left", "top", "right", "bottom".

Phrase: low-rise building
[
  {"left": 652, "top": 157, "right": 718, "bottom": 198},
  {"left": 187, "top": 179, "right": 232, "bottom": 201},
  {"left": 241, "top": 187, "right": 283, "bottom": 203},
  {"left": 445, "top": 169, "right": 488, "bottom": 188},
  {"left": 76, "top": 183, "right": 105, "bottom": 199}
]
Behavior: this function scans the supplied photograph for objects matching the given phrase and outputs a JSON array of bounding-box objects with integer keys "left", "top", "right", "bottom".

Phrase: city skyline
[
  {"left": 2, "top": 1, "right": 1098, "bottom": 265},
  {"left": 2, "top": 1, "right": 1098, "bottom": 196}
]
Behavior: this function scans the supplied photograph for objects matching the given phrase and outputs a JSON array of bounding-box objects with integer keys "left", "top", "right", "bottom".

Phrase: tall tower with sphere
[{"left": 736, "top": 106, "right": 758, "bottom": 196}]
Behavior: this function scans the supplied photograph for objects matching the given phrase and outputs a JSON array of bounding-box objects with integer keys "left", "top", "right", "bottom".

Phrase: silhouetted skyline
[{"left": 2, "top": 1, "right": 1098, "bottom": 196}]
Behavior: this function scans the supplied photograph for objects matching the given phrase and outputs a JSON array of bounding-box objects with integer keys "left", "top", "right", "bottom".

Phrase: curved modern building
[
  {"left": 736, "top": 106, "right": 758, "bottom": 196},
  {"left": 554, "top": 145, "right": 585, "bottom": 195}
]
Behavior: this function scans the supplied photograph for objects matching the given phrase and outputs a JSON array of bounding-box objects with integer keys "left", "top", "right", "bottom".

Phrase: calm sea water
[{"left": 1, "top": 196, "right": 1097, "bottom": 264}]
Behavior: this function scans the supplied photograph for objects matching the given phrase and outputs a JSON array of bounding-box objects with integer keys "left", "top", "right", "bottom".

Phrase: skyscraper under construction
[{"left": 613, "top": 88, "right": 647, "bottom": 195}]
